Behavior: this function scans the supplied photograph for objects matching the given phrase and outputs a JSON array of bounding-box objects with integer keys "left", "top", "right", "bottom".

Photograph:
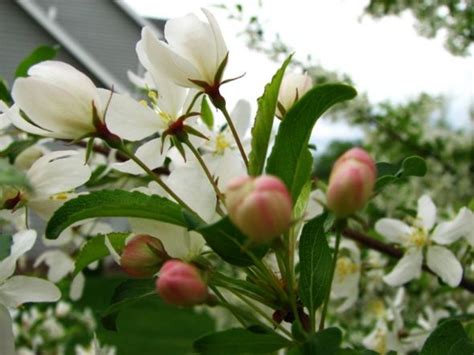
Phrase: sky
[{"left": 123, "top": 0, "right": 473, "bottom": 148}]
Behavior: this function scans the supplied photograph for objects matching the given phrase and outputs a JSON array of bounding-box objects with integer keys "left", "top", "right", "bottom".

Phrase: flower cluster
[{"left": 0, "top": 7, "right": 472, "bottom": 354}]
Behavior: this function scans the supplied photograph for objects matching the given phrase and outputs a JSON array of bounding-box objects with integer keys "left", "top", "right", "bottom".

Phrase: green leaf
[
  {"left": 421, "top": 319, "right": 469, "bottom": 355},
  {"left": 448, "top": 338, "right": 474, "bottom": 354},
  {"left": 196, "top": 217, "right": 267, "bottom": 267},
  {"left": 73, "top": 233, "right": 129, "bottom": 277},
  {"left": 0, "top": 235, "right": 13, "bottom": 261},
  {"left": 15, "top": 45, "right": 58, "bottom": 78},
  {"left": 248, "top": 55, "right": 292, "bottom": 176},
  {"left": 0, "top": 77, "right": 12, "bottom": 104},
  {"left": 374, "top": 155, "right": 427, "bottom": 192},
  {"left": 266, "top": 84, "right": 357, "bottom": 202},
  {"left": 400, "top": 155, "right": 427, "bottom": 177},
  {"left": 45, "top": 190, "right": 188, "bottom": 240},
  {"left": 299, "top": 214, "right": 332, "bottom": 320},
  {"left": 201, "top": 96, "right": 214, "bottom": 129},
  {"left": 0, "top": 159, "right": 31, "bottom": 190},
  {"left": 193, "top": 328, "right": 290, "bottom": 354},
  {"left": 289, "top": 328, "right": 342, "bottom": 355},
  {"left": 101, "top": 279, "right": 156, "bottom": 331}
]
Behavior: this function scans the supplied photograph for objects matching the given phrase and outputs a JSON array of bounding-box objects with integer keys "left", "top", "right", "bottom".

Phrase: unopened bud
[
  {"left": 225, "top": 175, "right": 293, "bottom": 242},
  {"left": 156, "top": 260, "right": 209, "bottom": 307},
  {"left": 277, "top": 73, "right": 313, "bottom": 118},
  {"left": 327, "top": 148, "right": 376, "bottom": 217},
  {"left": 120, "top": 235, "right": 169, "bottom": 278}
]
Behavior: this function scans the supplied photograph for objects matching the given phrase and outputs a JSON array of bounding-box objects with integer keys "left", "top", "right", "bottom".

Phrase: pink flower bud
[
  {"left": 225, "top": 175, "right": 293, "bottom": 242},
  {"left": 120, "top": 235, "right": 169, "bottom": 278},
  {"left": 327, "top": 148, "right": 376, "bottom": 217},
  {"left": 156, "top": 260, "right": 209, "bottom": 307}
]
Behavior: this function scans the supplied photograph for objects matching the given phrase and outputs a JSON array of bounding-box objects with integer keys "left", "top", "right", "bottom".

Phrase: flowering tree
[{"left": 0, "top": 8, "right": 473, "bottom": 355}]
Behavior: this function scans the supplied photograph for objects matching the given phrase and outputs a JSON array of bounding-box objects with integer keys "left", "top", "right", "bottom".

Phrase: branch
[{"left": 342, "top": 228, "right": 474, "bottom": 293}]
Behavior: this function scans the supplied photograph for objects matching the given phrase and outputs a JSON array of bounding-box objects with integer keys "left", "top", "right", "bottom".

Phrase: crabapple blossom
[
  {"left": 156, "top": 260, "right": 209, "bottom": 306},
  {"left": 277, "top": 72, "right": 313, "bottom": 117},
  {"left": 375, "top": 195, "right": 466, "bottom": 287},
  {"left": 225, "top": 175, "right": 292, "bottom": 242},
  {"left": 327, "top": 147, "right": 376, "bottom": 217}
]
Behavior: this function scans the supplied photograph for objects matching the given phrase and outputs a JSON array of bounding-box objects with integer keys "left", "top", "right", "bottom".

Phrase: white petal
[
  {"left": 231, "top": 99, "right": 251, "bottom": 138},
  {"left": 3, "top": 104, "right": 54, "bottom": 137},
  {"left": 153, "top": 75, "right": 188, "bottom": 118},
  {"left": 27, "top": 150, "right": 91, "bottom": 197},
  {"left": 34, "top": 251, "right": 74, "bottom": 282},
  {"left": 0, "top": 230, "right": 37, "bottom": 282},
  {"left": 139, "top": 27, "right": 200, "bottom": 88},
  {"left": 113, "top": 138, "right": 170, "bottom": 175},
  {"left": 0, "top": 276, "right": 60, "bottom": 307},
  {"left": 69, "top": 272, "right": 85, "bottom": 301},
  {"left": 431, "top": 207, "right": 474, "bottom": 245},
  {"left": 165, "top": 12, "right": 219, "bottom": 83},
  {"left": 375, "top": 218, "right": 412, "bottom": 244},
  {"left": 105, "top": 235, "right": 121, "bottom": 265},
  {"left": 167, "top": 160, "right": 217, "bottom": 222},
  {"left": 417, "top": 195, "right": 437, "bottom": 230},
  {"left": 383, "top": 248, "right": 423, "bottom": 286},
  {"left": 0, "top": 304, "right": 15, "bottom": 355},
  {"left": 305, "top": 189, "right": 326, "bottom": 221},
  {"left": 426, "top": 246, "right": 463, "bottom": 287},
  {"left": 27, "top": 61, "right": 98, "bottom": 105},
  {"left": 203, "top": 150, "right": 246, "bottom": 190},
  {"left": 202, "top": 8, "right": 228, "bottom": 66},
  {"left": 100, "top": 89, "right": 162, "bottom": 141},
  {"left": 12, "top": 77, "right": 96, "bottom": 139}
]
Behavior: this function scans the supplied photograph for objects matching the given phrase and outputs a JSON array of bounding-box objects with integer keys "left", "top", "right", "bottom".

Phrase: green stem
[
  {"left": 228, "top": 288, "right": 293, "bottom": 340},
  {"left": 210, "top": 285, "right": 248, "bottom": 327},
  {"left": 318, "top": 224, "right": 343, "bottom": 330},
  {"left": 215, "top": 102, "right": 249, "bottom": 169}
]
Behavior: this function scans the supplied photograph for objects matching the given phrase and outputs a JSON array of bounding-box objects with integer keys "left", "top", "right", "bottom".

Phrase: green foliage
[
  {"left": 266, "top": 84, "right": 357, "bottom": 202},
  {"left": 196, "top": 217, "right": 268, "bottom": 267},
  {"left": 289, "top": 328, "right": 342, "bottom": 354},
  {"left": 15, "top": 45, "right": 59, "bottom": 78},
  {"left": 375, "top": 155, "right": 427, "bottom": 191},
  {"left": 0, "top": 77, "right": 12, "bottom": 104},
  {"left": 101, "top": 279, "right": 156, "bottom": 331},
  {"left": 193, "top": 327, "right": 291, "bottom": 354},
  {"left": 0, "top": 159, "right": 31, "bottom": 190},
  {"left": 421, "top": 319, "right": 473, "bottom": 355},
  {"left": 77, "top": 277, "right": 215, "bottom": 355},
  {"left": 364, "top": 0, "right": 473, "bottom": 56},
  {"left": 0, "top": 234, "right": 13, "bottom": 261},
  {"left": 45, "top": 190, "right": 188, "bottom": 240},
  {"left": 73, "top": 233, "right": 129, "bottom": 276},
  {"left": 201, "top": 96, "right": 214, "bottom": 129},
  {"left": 248, "top": 54, "right": 292, "bottom": 176},
  {"left": 298, "top": 214, "right": 332, "bottom": 321}
]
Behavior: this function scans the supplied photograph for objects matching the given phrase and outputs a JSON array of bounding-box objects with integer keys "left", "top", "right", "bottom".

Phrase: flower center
[
  {"left": 159, "top": 111, "right": 174, "bottom": 126},
  {"left": 408, "top": 228, "right": 428, "bottom": 248},
  {"left": 49, "top": 192, "right": 70, "bottom": 201},
  {"left": 374, "top": 329, "right": 388, "bottom": 354},
  {"left": 215, "top": 133, "right": 230, "bottom": 154},
  {"left": 368, "top": 299, "right": 386, "bottom": 319},
  {"left": 335, "top": 256, "right": 359, "bottom": 281}
]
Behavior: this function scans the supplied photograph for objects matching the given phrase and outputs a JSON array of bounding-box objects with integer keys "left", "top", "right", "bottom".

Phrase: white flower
[
  {"left": 277, "top": 72, "right": 313, "bottom": 117},
  {"left": 9, "top": 61, "right": 155, "bottom": 140},
  {"left": 0, "top": 230, "right": 60, "bottom": 355},
  {"left": 331, "top": 240, "right": 361, "bottom": 312},
  {"left": 375, "top": 195, "right": 467, "bottom": 287},
  {"left": 137, "top": 9, "right": 227, "bottom": 89},
  {"left": 23, "top": 150, "right": 91, "bottom": 220}
]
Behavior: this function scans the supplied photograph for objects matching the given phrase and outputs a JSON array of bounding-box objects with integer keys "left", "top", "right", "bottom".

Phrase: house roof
[{"left": 0, "top": 0, "right": 163, "bottom": 93}]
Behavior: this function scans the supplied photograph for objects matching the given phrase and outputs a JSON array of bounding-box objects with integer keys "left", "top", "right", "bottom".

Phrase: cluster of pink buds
[
  {"left": 327, "top": 147, "right": 376, "bottom": 217},
  {"left": 225, "top": 175, "right": 293, "bottom": 243}
]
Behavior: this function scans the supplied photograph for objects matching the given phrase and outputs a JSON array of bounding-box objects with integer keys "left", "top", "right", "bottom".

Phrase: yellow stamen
[
  {"left": 215, "top": 133, "right": 230, "bottom": 154},
  {"left": 50, "top": 192, "right": 69, "bottom": 201},
  {"left": 335, "top": 256, "right": 359, "bottom": 282},
  {"left": 408, "top": 228, "right": 428, "bottom": 248}
]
